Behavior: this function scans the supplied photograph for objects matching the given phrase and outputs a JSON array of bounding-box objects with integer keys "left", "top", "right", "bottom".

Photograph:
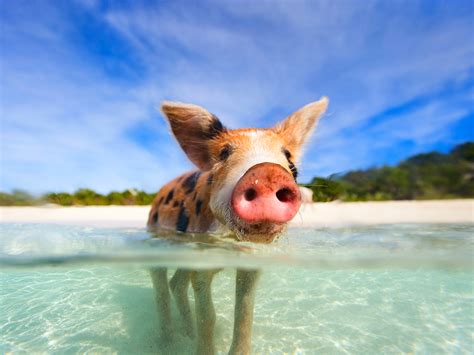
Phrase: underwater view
[{"left": 1, "top": 223, "right": 473, "bottom": 354}]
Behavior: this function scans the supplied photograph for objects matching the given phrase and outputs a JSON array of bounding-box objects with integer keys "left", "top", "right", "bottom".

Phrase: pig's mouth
[
  {"left": 211, "top": 200, "right": 288, "bottom": 243},
  {"left": 230, "top": 216, "right": 287, "bottom": 243}
]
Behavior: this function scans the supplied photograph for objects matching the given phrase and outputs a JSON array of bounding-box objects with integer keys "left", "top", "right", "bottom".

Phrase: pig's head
[{"left": 161, "top": 97, "right": 328, "bottom": 243}]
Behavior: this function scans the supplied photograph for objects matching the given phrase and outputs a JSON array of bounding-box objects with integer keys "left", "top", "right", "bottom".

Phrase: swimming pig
[{"left": 148, "top": 97, "right": 328, "bottom": 354}]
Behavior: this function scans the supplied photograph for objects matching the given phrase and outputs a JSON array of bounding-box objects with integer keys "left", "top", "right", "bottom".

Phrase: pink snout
[{"left": 231, "top": 163, "right": 301, "bottom": 224}]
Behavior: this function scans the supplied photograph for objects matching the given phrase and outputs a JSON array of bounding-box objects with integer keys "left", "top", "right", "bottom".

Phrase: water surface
[{"left": 1, "top": 223, "right": 473, "bottom": 353}]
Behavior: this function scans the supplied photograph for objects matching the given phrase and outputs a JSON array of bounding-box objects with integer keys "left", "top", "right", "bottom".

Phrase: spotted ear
[
  {"left": 274, "top": 97, "right": 328, "bottom": 159},
  {"left": 161, "top": 101, "right": 227, "bottom": 170}
]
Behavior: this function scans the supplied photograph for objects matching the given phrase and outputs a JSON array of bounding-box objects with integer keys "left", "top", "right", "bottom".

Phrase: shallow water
[{"left": 1, "top": 223, "right": 473, "bottom": 353}]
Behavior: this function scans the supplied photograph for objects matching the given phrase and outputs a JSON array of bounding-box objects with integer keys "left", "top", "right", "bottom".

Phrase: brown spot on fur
[
  {"left": 176, "top": 205, "right": 189, "bottom": 232},
  {"left": 182, "top": 171, "right": 201, "bottom": 193},
  {"left": 152, "top": 211, "right": 159, "bottom": 224},
  {"left": 204, "top": 114, "right": 226, "bottom": 139},
  {"left": 165, "top": 189, "right": 174, "bottom": 204},
  {"left": 196, "top": 199, "right": 203, "bottom": 216}
]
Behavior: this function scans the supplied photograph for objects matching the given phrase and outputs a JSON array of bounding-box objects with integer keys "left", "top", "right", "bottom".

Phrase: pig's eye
[
  {"left": 219, "top": 146, "right": 232, "bottom": 161},
  {"left": 283, "top": 148, "right": 298, "bottom": 180}
]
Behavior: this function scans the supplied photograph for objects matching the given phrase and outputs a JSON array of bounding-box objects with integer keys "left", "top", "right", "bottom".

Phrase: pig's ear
[
  {"left": 274, "top": 97, "right": 328, "bottom": 158},
  {"left": 161, "top": 101, "right": 227, "bottom": 170}
]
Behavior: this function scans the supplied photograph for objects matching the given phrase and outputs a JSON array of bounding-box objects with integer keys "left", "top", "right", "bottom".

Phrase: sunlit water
[{"left": 1, "top": 223, "right": 473, "bottom": 354}]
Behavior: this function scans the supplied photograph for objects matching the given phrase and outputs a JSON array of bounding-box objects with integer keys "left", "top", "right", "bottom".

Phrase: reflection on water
[{"left": 0, "top": 223, "right": 473, "bottom": 353}]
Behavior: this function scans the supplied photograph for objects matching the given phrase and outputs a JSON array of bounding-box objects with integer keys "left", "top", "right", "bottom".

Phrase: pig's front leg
[
  {"left": 149, "top": 267, "right": 173, "bottom": 343},
  {"left": 192, "top": 269, "right": 219, "bottom": 355},
  {"left": 170, "top": 268, "right": 195, "bottom": 339},
  {"left": 229, "top": 269, "right": 261, "bottom": 355}
]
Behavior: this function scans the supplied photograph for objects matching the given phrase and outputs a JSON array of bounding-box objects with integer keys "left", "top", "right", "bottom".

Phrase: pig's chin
[{"left": 231, "top": 217, "right": 286, "bottom": 243}]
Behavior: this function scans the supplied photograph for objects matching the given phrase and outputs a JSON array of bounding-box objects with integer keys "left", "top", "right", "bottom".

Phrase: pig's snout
[{"left": 231, "top": 163, "right": 301, "bottom": 224}]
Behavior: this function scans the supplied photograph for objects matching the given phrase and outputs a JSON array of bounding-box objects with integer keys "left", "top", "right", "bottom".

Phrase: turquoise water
[{"left": 1, "top": 223, "right": 473, "bottom": 353}]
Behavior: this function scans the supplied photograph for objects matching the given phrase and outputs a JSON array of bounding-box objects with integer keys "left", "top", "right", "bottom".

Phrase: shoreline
[{"left": 1, "top": 199, "right": 472, "bottom": 229}]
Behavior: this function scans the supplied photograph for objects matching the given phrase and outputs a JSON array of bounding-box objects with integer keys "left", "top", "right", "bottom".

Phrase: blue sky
[{"left": 1, "top": 0, "right": 473, "bottom": 194}]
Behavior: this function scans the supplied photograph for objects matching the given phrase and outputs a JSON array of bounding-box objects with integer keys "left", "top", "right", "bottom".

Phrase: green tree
[
  {"left": 106, "top": 191, "right": 124, "bottom": 205},
  {"left": 451, "top": 142, "right": 474, "bottom": 162},
  {"left": 0, "top": 190, "right": 37, "bottom": 206},
  {"left": 335, "top": 141, "right": 474, "bottom": 201},
  {"left": 43, "top": 192, "right": 74, "bottom": 206},
  {"left": 302, "top": 177, "right": 344, "bottom": 202},
  {"left": 135, "top": 191, "right": 155, "bottom": 205},
  {"left": 73, "top": 189, "right": 106, "bottom": 205}
]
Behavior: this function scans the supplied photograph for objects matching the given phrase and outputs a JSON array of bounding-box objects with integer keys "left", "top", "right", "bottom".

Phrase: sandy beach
[{"left": 1, "top": 200, "right": 472, "bottom": 228}]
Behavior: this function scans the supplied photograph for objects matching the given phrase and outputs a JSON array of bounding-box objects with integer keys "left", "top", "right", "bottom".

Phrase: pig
[{"left": 147, "top": 97, "right": 328, "bottom": 354}]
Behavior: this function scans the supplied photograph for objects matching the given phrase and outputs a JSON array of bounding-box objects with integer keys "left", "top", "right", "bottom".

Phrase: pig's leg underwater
[
  {"left": 150, "top": 267, "right": 173, "bottom": 343},
  {"left": 229, "top": 269, "right": 261, "bottom": 355},
  {"left": 192, "top": 269, "right": 220, "bottom": 355},
  {"left": 170, "top": 268, "right": 195, "bottom": 339},
  {"left": 190, "top": 268, "right": 261, "bottom": 355}
]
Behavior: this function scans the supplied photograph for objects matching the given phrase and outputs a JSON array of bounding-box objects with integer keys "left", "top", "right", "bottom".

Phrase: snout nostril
[
  {"left": 276, "top": 188, "right": 295, "bottom": 203},
  {"left": 244, "top": 188, "right": 257, "bottom": 201}
]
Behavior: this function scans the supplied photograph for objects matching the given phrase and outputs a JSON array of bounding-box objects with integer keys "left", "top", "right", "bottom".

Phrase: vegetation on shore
[
  {"left": 0, "top": 189, "right": 156, "bottom": 206},
  {"left": 303, "top": 142, "right": 474, "bottom": 201},
  {"left": 1, "top": 142, "right": 473, "bottom": 205}
]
